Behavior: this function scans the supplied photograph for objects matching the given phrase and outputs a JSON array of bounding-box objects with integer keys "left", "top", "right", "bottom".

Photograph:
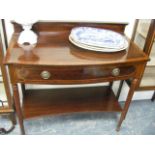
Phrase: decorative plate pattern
[
  {"left": 69, "top": 35, "right": 128, "bottom": 52},
  {"left": 70, "top": 27, "right": 128, "bottom": 50}
]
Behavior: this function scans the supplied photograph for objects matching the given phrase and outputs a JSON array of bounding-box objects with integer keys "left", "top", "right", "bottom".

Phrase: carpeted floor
[{"left": 1, "top": 100, "right": 155, "bottom": 135}]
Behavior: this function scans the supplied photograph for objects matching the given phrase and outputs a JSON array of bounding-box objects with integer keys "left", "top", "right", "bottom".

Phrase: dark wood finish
[
  {"left": 12, "top": 65, "right": 136, "bottom": 84},
  {"left": 117, "top": 78, "right": 138, "bottom": 131},
  {"left": 23, "top": 86, "right": 122, "bottom": 119},
  {"left": 4, "top": 22, "right": 147, "bottom": 67},
  {"left": 12, "top": 21, "right": 128, "bottom": 34},
  {"left": 4, "top": 36, "right": 148, "bottom": 67},
  {"left": 12, "top": 84, "right": 25, "bottom": 134},
  {"left": 4, "top": 21, "right": 148, "bottom": 134}
]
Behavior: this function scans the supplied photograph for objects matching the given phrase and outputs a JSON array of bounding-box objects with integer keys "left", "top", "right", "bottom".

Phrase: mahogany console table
[{"left": 4, "top": 21, "right": 148, "bottom": 134}]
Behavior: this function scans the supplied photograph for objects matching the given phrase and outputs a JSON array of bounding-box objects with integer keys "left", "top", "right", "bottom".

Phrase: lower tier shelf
[{"left": 23, "top": 86, "right": 122, "bottom": 119}]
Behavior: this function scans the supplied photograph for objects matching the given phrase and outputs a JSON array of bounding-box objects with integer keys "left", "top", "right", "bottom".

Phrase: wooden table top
[{"left": 4, "top": 22, "right": 148, "bottom": 67}]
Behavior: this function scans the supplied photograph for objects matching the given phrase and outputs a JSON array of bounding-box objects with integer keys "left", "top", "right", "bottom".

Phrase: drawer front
[{"left": 13, "top": 65, "right": 136, "bottom": 84}]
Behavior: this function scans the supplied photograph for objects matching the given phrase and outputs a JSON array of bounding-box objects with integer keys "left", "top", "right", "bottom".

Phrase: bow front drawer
[{"left": 11, "top": 65, "right": 136, "bottom": 84}]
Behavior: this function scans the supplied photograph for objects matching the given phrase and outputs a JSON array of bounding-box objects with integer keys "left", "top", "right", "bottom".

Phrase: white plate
[
  {"left": 70, "top": 27, "right": 128, "bottom": 49},
  {"left": 69, "top": 35, "right": 128, "bottom": 52}
]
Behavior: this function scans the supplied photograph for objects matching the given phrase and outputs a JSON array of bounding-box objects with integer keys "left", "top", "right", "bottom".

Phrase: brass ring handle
[
  {"left": 40, "top": 71, "right": 51, "bottom": 80},
  {"left": 112, "top": 68, "right": 120, "bottom": 76}
]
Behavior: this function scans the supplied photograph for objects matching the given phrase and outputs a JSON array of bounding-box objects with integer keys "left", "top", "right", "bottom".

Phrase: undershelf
[{"left": 23, "top": 86, "right": 122, "bottom": 119}]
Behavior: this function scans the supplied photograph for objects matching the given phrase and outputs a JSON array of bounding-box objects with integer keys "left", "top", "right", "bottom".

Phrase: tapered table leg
[
  {"left": 12, "top": 84, "right": 25, "bottom": 135},
  {"left": 116, "top": 78, "right": 138, "bottom": 131}
]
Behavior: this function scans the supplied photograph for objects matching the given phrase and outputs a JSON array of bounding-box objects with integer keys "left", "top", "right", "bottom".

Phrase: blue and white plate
[
  {"left": 70, "top": 27, "right": 128, "bottom": 50},
  {"left": 69, "top": 35, "right": 128, "bottom": 52}
]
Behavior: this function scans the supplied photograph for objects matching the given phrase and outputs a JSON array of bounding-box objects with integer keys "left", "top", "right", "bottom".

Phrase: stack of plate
[{"left": 69, "top": 27, "right": 128, "bottom": 52}]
